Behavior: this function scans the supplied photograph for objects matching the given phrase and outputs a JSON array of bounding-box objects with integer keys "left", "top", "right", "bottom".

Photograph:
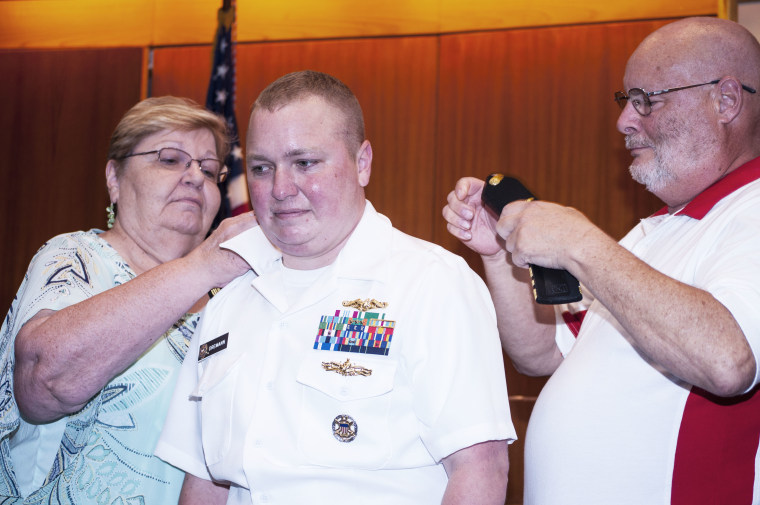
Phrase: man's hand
[
  {"left": 494, "top": 199, "right": 599, "bottom": 272},
  {"left": 443, "top": 177, "right": 504, "bottom": 257}
]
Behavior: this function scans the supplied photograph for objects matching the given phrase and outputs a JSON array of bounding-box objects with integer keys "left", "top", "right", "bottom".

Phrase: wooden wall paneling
[
  {"left": 151, "top": 45, "right": 212, "bottom": 105},
  {"left": 153, "top": 36, "right": 439, "bottom": 241},
  {"left": 434, "top": 20, "right": 667, "bottom": 258},
  {"left": 0, "top": 48, "right": 143, "bottom": 312}
]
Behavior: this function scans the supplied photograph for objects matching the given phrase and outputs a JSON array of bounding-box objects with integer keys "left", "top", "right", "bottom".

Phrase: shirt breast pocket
[{"left": 295, "top": 353, "right": 397, "bottom": 469}]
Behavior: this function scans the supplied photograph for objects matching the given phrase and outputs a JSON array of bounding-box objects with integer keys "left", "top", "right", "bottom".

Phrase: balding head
[
  {"left": 617, "top": 17, "right": 760, "bottom": 208},
  {"left": 629, "top": 17, "right": 760, "bottom": 96}
]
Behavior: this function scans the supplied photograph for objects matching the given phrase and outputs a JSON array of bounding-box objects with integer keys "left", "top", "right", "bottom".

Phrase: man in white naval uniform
[{"left": 156, "top": 70, "right": 516, "bottom": 505}]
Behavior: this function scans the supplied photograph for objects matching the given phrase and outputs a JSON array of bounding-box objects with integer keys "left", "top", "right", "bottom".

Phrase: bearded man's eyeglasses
[{"left": 614, "top": 79, "right": 757, "bottom": 117}]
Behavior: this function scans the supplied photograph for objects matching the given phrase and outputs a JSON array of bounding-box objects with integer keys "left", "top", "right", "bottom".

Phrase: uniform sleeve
[
  {"left": 409, "top": 254, "right": 516, "bottom": 462},
  {"left": 154, "top": 311, "right": 212, "bottom": 480}
]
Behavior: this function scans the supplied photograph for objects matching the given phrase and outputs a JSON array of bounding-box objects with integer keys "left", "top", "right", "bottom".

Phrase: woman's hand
[{"left": 188, "top": 211, "right": 258, "bottom": 289}]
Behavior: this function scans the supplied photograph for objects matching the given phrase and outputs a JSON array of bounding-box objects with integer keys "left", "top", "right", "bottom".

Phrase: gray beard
[
  {"left": 628, "top": 158, "right": 677, "bottom": 194},
  {"left": 625, "top": 135, "right": 678, "bottom": 194}
]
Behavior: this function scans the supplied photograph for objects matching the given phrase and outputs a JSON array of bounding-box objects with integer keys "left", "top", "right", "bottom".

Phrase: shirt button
[
  {"left": 266, "top": 381, "right": 275, "bottom": 390},
  {"left": 254, "top": 439, "right": 264, "bottom": 447}
]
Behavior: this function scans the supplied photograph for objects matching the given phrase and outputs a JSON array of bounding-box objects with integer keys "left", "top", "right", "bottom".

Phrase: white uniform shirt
[
  {"left": 156, "top": 201, "right": 515, "bottom": 504},
  {"left": 526, "top": 158, "right": 760, "bottom": 505}
]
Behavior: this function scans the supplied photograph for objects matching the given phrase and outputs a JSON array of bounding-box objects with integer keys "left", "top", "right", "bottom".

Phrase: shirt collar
[
  {"left": 335, "top": 200, "right": 393, "bottom": 282},
  {"left": 220, "top": 223, "right": 280, "bottom": 274},
  {"left": 220, "top": 200, "right": 392, "bottom": 282},
  {"left": 651, "top": 156, "right": 760, "bottom": 219}
]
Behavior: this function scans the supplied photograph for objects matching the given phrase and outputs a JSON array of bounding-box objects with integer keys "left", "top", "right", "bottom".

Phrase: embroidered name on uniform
[
  {"left": 198, "top": 333, "right": 229, "bottom": 361},
  {"left": 315, "top": 310, "right": 395, "bottom": 356}
]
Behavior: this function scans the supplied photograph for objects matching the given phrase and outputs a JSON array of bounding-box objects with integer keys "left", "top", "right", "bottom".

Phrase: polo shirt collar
[{"left": 651, "top": 156, "right": 760, "bottom": 219}]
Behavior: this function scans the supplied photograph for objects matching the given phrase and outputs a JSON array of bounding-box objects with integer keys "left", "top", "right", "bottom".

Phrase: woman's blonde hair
[{"left": 107, "top": 96, "right": 230, "bottom": 170}]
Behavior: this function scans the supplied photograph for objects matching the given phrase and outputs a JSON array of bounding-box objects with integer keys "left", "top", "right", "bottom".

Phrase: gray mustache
[{"left": 625, "top": 137, "right": 650, "bottom": 149}]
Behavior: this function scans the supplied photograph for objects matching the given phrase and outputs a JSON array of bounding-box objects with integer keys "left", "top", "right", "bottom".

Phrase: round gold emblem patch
[{"left": 332, "top": 414, "right": 358, "bottom": 443}]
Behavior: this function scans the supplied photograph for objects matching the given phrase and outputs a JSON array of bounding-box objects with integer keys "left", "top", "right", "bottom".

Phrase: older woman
[{"left": 0, "top": 97, "right": 255, "bottom": 503}]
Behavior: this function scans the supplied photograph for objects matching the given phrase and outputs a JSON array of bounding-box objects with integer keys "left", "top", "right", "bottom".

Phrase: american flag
[{"left": 206, "top": 0, "right": 250, "bottom": 224}]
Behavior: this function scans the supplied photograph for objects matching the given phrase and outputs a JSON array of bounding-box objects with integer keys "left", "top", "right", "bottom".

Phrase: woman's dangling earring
[{"left": 106, "top": 202, "right": 117, "bottom": 229}]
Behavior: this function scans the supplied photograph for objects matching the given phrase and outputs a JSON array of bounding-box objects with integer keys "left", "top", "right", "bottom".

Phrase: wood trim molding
[{"left": 0, "top": 0, "right": 718, "bottom": 49}]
